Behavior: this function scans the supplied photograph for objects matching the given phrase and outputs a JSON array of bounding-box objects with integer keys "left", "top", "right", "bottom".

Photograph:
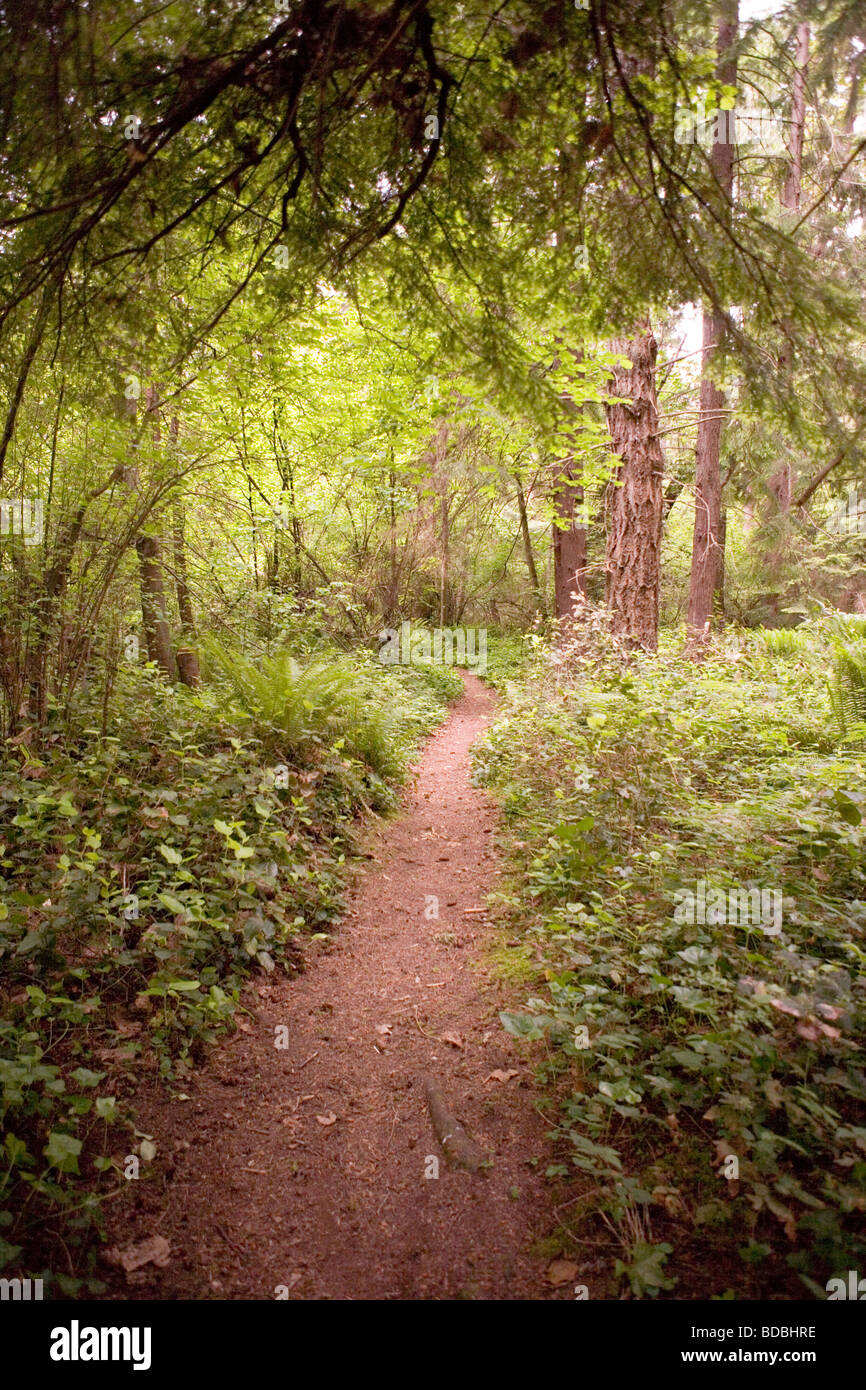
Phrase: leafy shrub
[
  {"left": 828, "top": 636, "right": 866, "bottom": 738},
  {"left": 475, "top": 632, "right": 866, "bottom": 1297},
  {"left": 754, "top": 626, "right": 810, "bottom": 659},
  {"left": 0, "top": 645, "right": 455, "bottom": 1278},
  {"left": 479, "top": 630, "right": 536, "bottom": 689}
]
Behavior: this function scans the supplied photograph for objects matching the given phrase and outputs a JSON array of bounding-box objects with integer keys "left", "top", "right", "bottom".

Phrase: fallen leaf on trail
[
  {"left": 376, "top": 1023, "right": 393, "bottom": 1036},
  {"left": 316, "top": 1112, "right": 337, "bottom": 1126},
  {"left": 114, "top": 1020, "right": 142, "bottom": 1037},
  {"left": 770, "top": 997, "right": 803, "bottom": 1018},
  {"left": 105, "top": 1235, "right": 170, "bottom": 1273},
  {"left": 440, "top": 1031, "right": 464, "bottom": 1048},
  {"left": 546, "top": 1259, "right": 578, "bottom": 1286},
  {"left": 797, "top": 1021, "right": 840, "bottom": 1041},
  {"left": 485, "top": 1068, "right": 519, "bottom": 1083}
]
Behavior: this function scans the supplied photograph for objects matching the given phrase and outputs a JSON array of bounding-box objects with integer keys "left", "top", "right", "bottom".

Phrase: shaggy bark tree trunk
[{"left": 604, "top": 323, "right": 665, "bottom": 650}]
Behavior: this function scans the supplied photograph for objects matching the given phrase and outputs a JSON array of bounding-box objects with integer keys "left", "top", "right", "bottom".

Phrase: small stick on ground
[{"left": 422, "top": 1074, "right": 488, "bottom": 1173}]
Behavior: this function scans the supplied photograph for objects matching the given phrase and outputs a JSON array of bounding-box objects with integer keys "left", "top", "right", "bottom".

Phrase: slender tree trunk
[
  {"left": 385, "top": 463, "right": 399, "bottom": 623},
  {"left": 515, "top": 472, "right": 544, "bottom": 612},
  {"left": 169, "top": 418, "right": 200, "bottom": 686},
  {"left": 782, "top": 23, "right": 809, "bottom": 213},
  {"left": 775, "top": 20, "right": 809, "bottom": 399},
  {"left": 23, "top": 507, "right": 86, "bottom": 731},
  {"left": 284, "top": 456, "right": 302, "bottom": 595},
  {"left": 764, "top": 22, "right": 809, "bottom": 615},
  {"left": 552, "top": 463, "right": 586, "bottom": 621},
  {"left": 135, "top": 386, "right": 174, "bottom": 677},
  {"left": 136, "top": 534, "right": 174, "bottom": 675},
  {"left": 169, "top": 425, "right": 196, "bottom": 632},
  {"left": 434, "top": 420, "right": 450, "bottom": 627},
  {"left": 687, "top": 0, "right": 738, "bottom": 637},
  {"left": 439, "top": 493, "right": 449, "bottom": 628},
  {"left": 715, "top": 506, "right": 727, "bottom": 618},
  {"left": 604, "top": 322, "right": 665, "bottom": 650},
  {"left": 172, "top": 517, "right": 200, "bottom": 687},
  {"left": 688, "top": 308, "right": 728, "bottom": 634}
]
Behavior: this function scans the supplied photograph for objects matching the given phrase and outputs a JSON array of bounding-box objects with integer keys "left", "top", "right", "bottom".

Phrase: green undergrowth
[
  {"left": 478, "top": 629, "right": 537, "bottom": 691},
  {"left": 474, "top": 618, "right": 866, "bottom": 1300},
  {"left": 0, "top": 648, "right": 457, "bottom": 1289}
]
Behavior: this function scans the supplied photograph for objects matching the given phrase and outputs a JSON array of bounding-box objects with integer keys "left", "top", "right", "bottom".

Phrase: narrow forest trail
[{"left": 106, "top": 675, "right": 565, "bottom": 1301}]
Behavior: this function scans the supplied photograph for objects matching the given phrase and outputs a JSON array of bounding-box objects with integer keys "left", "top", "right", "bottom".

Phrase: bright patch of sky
[{"left": 739, "top": 0, "right": 786, "bottom": 20}]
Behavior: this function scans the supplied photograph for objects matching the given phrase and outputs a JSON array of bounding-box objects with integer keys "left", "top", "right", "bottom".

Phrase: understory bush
[
  {"left": 475, "top": 618, "right": 866, "bottom": 1298},
  {"left": 0, "top": 648, "right": 457, "bottom": 1288}
]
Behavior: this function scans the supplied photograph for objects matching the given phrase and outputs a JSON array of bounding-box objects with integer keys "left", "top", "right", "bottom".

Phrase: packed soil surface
[{"left": 102, "top": 674, "right": 570, "bottom": 1300}]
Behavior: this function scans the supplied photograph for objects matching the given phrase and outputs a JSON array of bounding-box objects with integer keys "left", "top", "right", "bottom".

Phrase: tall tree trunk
[
  {"left": 515, "top": 471, "right": 544, "bottom": 612},
  {"left": 604, "top": 323, "right": 665, "bottom": 650},
  {"left": 782, "top": 23, "right": 809, "bottom": 213},
  {"left": 168, "top": 417, "right": 200, "bottom": 687},
  {"left": 715, "top": 505, "right": 727, "bottom": 618},
  {"left": 135, "top": 386, "right": 173, "bottom": 677},
  {"left": 552, "top": 463, "right": 586, "bottom": 621},
  {"left": 172, "top": 504, "right": 196, "bottom": 638},
  {"left": 439, "top": 493, "right": 449, "bottom": 628},
  {"left": 23, "top": 507, "right": 86, "bottom": 732},
  {"left": 385, "top": 463, "right": 400, "bottom": 623},
  {"left": 764, "top": 22, "right": 809, "bottom": 615},
  {"left": 434, "top": 420, "right": 450, "bottom": 627},
  {"left": 687, "top": 1, "right": 738, "bottom": 638},
  {"left": 688, "top": 307, "right": 728, "bottom": 634},
  {"left": 136, "top": 534, "right": 174, "bottom": 676}
]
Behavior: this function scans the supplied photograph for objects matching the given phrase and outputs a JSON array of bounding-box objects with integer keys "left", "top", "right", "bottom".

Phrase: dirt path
[{"left": 106, "top": 674, "right": 562, "bottom": 1300}]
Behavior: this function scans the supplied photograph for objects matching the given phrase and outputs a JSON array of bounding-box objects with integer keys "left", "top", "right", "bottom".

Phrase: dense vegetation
[
  {"left": 1, "top": 0, "right": 865, "bottom": 1298},
  {"left": 477, "top": 612, "right": 866, "bottom": 1297}
]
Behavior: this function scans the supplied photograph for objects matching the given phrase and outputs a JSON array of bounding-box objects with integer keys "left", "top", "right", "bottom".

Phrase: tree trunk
[
  {"left": 168, "top": 417, "right": 200, "bottom": 686},
  {"left": 686, "top": 1, "right": 737, "bottom": 638},
  {"left": 715, "top": 505, "right": 727, "bottom": 619},
  {"left": 134, "top": 387, "right": 173, "bottom": 677},
  {"left": 172, "top": 504, "right": 196, "bottom": 637},
  {"left": 23, "top": 507, "right": 86, "bottom": 731},
  {"left": 774, "top": 19, "right": 809, "bottom": 438},
  {"left": 782, "top": 23, "right": 809, "bottom": 213},
  {"left": 515, "top": 471, "right": 544, "bottom": 612},
  {"left": 136, "top": 534, "right": 174, "bottom": 676},
  {"left": 688, "top": 307, "right": 728, "bottom": 635},
  {"left": 763, "top": 22, "right": 809, "bottom": 614},
  {"left": 604, "top": 323, "right": 665, "bottom": 650},
  {"left": 385, "top": 463, "right": 400, "bottom": 623},
  {"left": 172, "top": 510, "right": 200, "bottom": 687},
  {"left": 434, "top": 420, "right": 450, "bottom": 627},
  {"left": 439, "top": 493, "right": 449, "bottom": 628},
  {"left": 552, "top": 463, "right": 586, "bottom": 621}
]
